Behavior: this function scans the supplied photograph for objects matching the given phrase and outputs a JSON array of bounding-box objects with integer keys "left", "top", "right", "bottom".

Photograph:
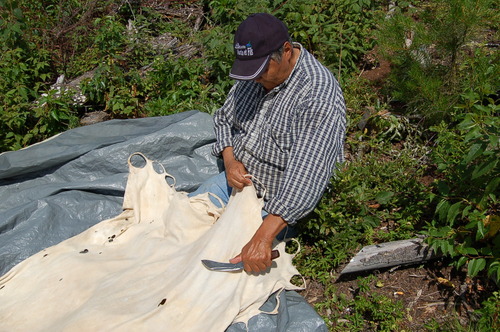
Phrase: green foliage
[
  {"left": 80, "top": 60, "right": 141, "bottom": 117},
  {"left": 195, "top": 26, "right": 234, "bottom": 103},
  {"left": 1, "top": 0, "right": 499, "bottom": 328},
  {"left": 1, "top": 0, "right": 382, "bottom": 151},
  {"left": 30, "top": 88, "right": 80, "bottom": 139},
  {"left": 375, "top": 0, "right": 499, "bottom": 124},
  {"left": 0, "top": 3, "right": 56, "bottom": 150},
  {"left": 475, "top": 291, "right": 500, "bottom": 331},
  {"left": 0, "top": 0, "right": 27, "bottom": 49},
  {"left": 0, "top": 0, "right": 114, "bottom": 150},
  {"left": 422, "top": 85, "right": 499, "bottom": 282},
  {"left": 204, "top": 0, "right": 381, "bottom": 79},
  {"left": 93, "top": 15, "right": 127, "bottom": 58},
  {"left": 375, "top": 0, "right": 500, "bottom": 286},
  {"left": 275, "top": 0, "right": 381, "bottom": 78},
  {"left": 316, "top": 276, "right": 406, "bottom": 331},
  {"left": 144, "top": 55, "right": 226, "bottom": 115},
  {"left": 205, "top": 0, "right": 269, "bottom": 28}
]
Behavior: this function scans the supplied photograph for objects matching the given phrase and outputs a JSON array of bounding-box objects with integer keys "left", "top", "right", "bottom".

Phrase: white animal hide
[{"left": 0, "top": 153, "right": 301, "bottom": 331}]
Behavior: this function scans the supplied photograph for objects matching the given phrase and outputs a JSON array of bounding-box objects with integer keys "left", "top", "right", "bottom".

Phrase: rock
[{"left": 80, "top": 111, "right": 111, "bottom": 126}]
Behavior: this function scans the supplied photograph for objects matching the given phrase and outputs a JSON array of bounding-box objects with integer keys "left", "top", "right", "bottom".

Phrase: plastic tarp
[{"left": 0, "top": 110, "right": 327, "bottom": 331}]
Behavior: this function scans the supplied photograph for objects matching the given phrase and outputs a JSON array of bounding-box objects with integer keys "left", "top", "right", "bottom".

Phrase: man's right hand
[{"left": 222, "top": 147, "right": 252, "bottom": 189}]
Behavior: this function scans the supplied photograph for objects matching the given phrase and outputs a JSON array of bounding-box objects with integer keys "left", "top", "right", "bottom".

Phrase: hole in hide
[{"left": 129, "top": 154, "right": 147, "bottom": 168}]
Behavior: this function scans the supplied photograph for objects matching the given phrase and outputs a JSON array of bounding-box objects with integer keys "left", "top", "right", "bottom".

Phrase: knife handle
[{"left": 271, "top": 250, "right": 280, "bottom": 260}]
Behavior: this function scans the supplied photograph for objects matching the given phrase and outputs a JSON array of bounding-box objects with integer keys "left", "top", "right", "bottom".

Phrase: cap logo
[{"left": 235, "top": 42, "right": 254, "bottom": 57}]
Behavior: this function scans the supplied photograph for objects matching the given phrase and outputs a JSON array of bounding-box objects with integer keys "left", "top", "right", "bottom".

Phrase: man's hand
[
  {"left": 230, "top": 214, "right": 287, "bottom": 273},
  {"left": 222, "top": 147, "right": 252, "bottom": 189}
]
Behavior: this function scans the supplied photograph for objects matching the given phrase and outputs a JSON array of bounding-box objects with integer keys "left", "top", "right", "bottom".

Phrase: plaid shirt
[{"left": 213, "top": 44, "right": 346, "bottom": 224}]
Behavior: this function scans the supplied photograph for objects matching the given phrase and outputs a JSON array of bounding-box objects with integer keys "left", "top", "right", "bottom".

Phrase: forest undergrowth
[{"left": 0, "top": 0, "right": 498, "bottom": 330}]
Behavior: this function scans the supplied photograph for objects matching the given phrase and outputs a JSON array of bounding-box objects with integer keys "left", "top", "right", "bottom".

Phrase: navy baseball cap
[{"left": 229, "top": 13, "right": 290, "bottom": 80}]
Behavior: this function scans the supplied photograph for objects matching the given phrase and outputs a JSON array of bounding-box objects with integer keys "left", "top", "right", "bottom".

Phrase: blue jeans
[
  {"left": 188, "top": 172, "right": 296, "bottom": 240},
  {"left": 188, "top": 171, "right": 233, "bottom": 208}
]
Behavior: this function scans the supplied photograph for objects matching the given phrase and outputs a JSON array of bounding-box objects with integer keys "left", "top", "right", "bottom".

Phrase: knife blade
[{"left": 201, "top": 250, "right": 280, "bottom": 272}]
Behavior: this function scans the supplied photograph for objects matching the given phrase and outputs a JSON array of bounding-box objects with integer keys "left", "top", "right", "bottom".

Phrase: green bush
[
  {"left": 373, "top": 0, "right": 499, "bottom": 284},
  {"left": 205, "top": 0, "right": 270, "bottom": 28},
  {"left": 319, "top": 275, "right": 406, "bottom": 331},
  {"left": 423, "top": 88, "right": 499, "bottom": 282},
  {"left": 375, "top": 0, "right": 499, "bottom": 124},
  {"left": 475, "top": 291, "right": 500, "bottom": 331},
  {"left": 0, "top": 0, "right": 116, "bottom": 151},
  {"left": 0, "top": 1, "right": 62, "bottom": 150},
  {"left": 275, "top": 0, "right": 381, "bottom": 78}
]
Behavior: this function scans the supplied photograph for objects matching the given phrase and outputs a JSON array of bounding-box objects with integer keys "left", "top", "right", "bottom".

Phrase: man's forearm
[
  {"left": 221, "top": 147, "right": 252, "bottom": 189},
  {"left": 221, "top": 147, "right": 236, "bottom": 168},
  {"left": 257, "top": 214, "right": 288, "bottom": 243},
  {"left": 230, "top": 213, "right": 288, "bottom": 273}
]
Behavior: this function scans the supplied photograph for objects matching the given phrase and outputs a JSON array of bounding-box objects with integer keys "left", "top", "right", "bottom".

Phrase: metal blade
[
  {"left": 201, "top": 250, "right": 280, "bottom": 272},
  {"left": 201, "top": 259, "right": 244, "bottom": 272}
]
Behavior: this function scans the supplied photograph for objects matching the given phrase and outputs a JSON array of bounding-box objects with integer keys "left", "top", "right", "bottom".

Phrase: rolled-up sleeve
[{"left": 212, "top": 86, "right": 237, "bottom": 157}]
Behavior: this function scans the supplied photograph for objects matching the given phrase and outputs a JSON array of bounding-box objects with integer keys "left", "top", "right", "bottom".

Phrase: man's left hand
[{"left": 230, "top": 214, "right": 287, "bottom": 273}]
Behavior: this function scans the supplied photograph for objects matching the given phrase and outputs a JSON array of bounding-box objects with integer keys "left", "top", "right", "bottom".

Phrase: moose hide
[{"left": 0, "top": 153, "right": 301, "bottom": 331}]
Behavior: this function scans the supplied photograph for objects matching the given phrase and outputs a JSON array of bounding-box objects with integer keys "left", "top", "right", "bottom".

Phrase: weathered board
[{"left": 340, "top": 238, "right": 437, "bottom": 275}]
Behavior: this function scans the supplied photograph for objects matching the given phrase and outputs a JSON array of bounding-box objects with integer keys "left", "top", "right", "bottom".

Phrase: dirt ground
[{"left": 299, "top": 257, "right": 497, "bottom": 330}]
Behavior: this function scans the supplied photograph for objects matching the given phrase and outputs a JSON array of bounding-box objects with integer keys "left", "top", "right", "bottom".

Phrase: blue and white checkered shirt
[{"left": 213, "top": 44, "right": 346, "bottom": 224}]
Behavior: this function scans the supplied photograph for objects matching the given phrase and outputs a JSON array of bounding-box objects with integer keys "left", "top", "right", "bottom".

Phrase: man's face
[
  {"left": 253, "top": 42, "right": 295, "bottom": 91},
  {"left": 254, "top": 58, "right": 284, "bottom": 91}
]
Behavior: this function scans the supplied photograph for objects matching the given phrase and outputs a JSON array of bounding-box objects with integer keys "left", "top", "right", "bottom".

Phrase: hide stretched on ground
[
  {"left": 0, "top": 153, "right": 301, "bottom": 331},
  {"left": 0, "top": 111, "right": 328, "bottom": 331}
]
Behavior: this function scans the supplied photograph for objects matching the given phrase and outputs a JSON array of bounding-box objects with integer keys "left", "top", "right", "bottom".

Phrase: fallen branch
[{"left": 340, "top": 238, "right": 438, "bottom": 275}]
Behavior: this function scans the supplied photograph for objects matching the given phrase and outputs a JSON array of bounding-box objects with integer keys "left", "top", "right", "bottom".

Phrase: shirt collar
[{"left": 272, "top": 42, "right": 304, "bottom": 92}]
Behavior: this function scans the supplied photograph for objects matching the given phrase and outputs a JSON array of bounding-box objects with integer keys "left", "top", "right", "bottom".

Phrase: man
[{"left": 191, "top": 13, "right": 346, "bottom": 273}]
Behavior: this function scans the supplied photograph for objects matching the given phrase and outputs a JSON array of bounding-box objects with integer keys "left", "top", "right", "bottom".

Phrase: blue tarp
[{"left": 0, "top": 110, "right": 327, "bottom": 331}]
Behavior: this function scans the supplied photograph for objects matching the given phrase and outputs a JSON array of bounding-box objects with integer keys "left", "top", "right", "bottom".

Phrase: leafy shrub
[
  {"left": 319, "top": 275, "right": 406, "bottom": 331},
  {"left": 80, "top": 61, "right": 142, "bottom": 117},
  {"left": 195, "top": 26, "right": 234, "bottom": 106},
  {"left": 423, "top": 88, "right": 499, "bottom": 282},
  {"left": 204, "top": 0, "right": 381, "bottom": 80},
  {"left": 374, "top": 0, "right": 499, "bottom": 283},
  {"left": 475, "top": 291, "right": 500, "bottom": 331},
  {"left": 144, "top": 55, "right": 223, "bottom": 115},
  {"left": 375, "top": 0, "right": 499, "bottom": 124},
  {"left": 0, "top": 1, "right": 64, "bottom": 151},
  {"left": 205, "top": 0, "right": 270, "bottom": 28},
  {"left": 275, "top": 0, "right": 381, "bottom": 78},
  {"left": 93, "top": 15, "right": 127, "bottom": 58}
]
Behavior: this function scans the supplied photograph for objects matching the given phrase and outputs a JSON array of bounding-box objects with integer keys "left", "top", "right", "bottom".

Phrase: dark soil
[{"left": 299, "top": 258, "right": 497, "bottom": 330}]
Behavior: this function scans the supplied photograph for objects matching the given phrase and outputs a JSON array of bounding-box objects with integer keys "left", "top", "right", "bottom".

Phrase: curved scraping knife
[{"left": 201, "top": 250, "right": 280, "bottom": 272}]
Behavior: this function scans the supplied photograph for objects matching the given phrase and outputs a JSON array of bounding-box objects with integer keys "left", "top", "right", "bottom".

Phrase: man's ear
[{"left": 283, "top": 41, "right": 293, "bottom": 56}]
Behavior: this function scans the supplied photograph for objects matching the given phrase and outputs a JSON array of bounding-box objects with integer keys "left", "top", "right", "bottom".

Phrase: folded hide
[{"left": 0, "top": 153, "right": 301, "bottom": 331}]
